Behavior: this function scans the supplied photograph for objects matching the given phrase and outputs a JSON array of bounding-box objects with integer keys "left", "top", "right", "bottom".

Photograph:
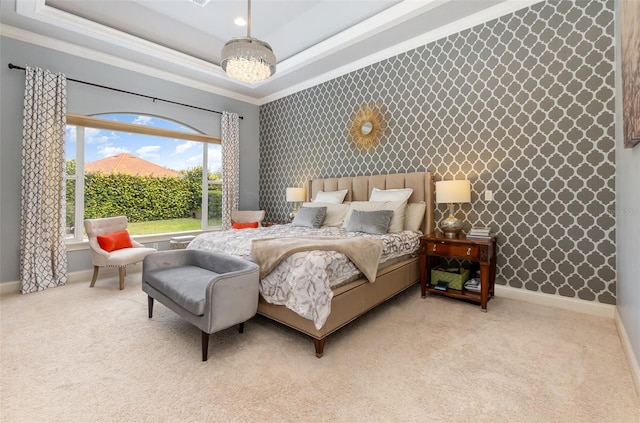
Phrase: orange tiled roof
[{"left": 85, "top": 153, "right": 181, "bottom": 177}]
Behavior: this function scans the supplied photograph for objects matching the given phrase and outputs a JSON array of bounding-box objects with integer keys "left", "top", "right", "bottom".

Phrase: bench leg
[
  {"left": 238, "top": 322, "right": 244, "bottom": 333},
  {"left": 148, "top": 296, "right": 154, "bottom": 318},
  {"left": 202, "top": 331, "right": 210, "bottom": 362}
]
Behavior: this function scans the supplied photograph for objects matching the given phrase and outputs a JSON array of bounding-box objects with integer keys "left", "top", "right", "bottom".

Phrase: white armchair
[
  {"left": 84, "top": 216, "right": 157, "bottom": 290},
  {"left": 231, "top": 210, "right": 265, "bottom": 227}
]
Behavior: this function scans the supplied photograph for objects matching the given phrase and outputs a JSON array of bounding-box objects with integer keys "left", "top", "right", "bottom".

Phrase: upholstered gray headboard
[{"left": 306, "top": 172, "right": 435, "bottom": 234}]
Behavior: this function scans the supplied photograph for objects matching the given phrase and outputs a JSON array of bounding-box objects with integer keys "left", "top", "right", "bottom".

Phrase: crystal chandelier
[{"left": 221, "top": 0, "right": 276, "bottom": 83}]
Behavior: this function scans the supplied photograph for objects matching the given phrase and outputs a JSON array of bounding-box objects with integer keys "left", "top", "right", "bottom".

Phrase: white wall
[
  {"left": 0, "top": 36, "right": 260, "bottom": 282},
  {"left": 614, "top": 1, "right": 640, "bottom": 377}
]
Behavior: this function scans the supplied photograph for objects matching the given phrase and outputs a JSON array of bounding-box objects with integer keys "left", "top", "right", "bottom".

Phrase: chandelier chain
[{"left": 247, "top": 0, "right": 251, "bottom": 38}]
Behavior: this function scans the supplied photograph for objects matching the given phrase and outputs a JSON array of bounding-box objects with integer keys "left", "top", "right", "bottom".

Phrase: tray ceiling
[{"left": 0, "top": 0, "right": 541, "bottom": 104}]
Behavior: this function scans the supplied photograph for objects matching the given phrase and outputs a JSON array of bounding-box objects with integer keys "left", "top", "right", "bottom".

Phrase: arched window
[{"left": 64, "top": 113, "right": 222, "bottom": 241}]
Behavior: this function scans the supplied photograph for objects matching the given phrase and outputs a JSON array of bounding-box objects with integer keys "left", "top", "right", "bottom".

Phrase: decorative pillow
[
  {"left": 232, "top": 221, "right": 259, "bottom": 229},
  {"left": 97, "top": 230, "right": 133, "bottom": 252},
  {"left": 369, "top": 187, "right": 413, "bottom": 202},
  {"left": 404, "top": 202, "right": 427, "bottom": 232},
  {"left": 291, "top": 206, "right": 327, "bottom": 228},
  {"left": 301, "top": 202, "right": 350, "bottom": 227},
  {"left": 314, "top": 189, "right": 348, "bottom": 204},
  {"left": 342, "top": 201, "right": 407, "bottom": 233},
  {"left": 346, "top": 210, "right": 394, "bottom": 234}
]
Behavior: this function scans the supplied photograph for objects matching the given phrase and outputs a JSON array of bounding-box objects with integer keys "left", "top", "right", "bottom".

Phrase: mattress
[{"left": 188, "top": 225, "right": 421, "bottom": 329}]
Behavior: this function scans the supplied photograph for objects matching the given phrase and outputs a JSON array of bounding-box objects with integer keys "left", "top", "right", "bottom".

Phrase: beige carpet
[{"left": 1, "top": 275, "right": 638, "bottom": 423}]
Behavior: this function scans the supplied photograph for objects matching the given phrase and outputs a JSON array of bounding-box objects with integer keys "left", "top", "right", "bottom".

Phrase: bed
[{"left": 189, "top": 172, "right": 434, "bottom": 357}]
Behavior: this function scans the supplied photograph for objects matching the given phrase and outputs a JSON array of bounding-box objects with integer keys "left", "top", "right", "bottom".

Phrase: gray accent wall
[
  {"left": 259, "top": 1, "right": 616, "bottom": 303},
  {"left": 0, "top": 37, "right": 260, "bottom": 283}
]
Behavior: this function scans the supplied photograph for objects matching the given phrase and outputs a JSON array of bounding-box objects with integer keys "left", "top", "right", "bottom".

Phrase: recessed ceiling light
[{"left": 234, "top": 17, "right": 247, "bottom": 26}]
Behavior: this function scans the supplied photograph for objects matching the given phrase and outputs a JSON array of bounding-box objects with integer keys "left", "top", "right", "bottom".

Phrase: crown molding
[
  {"left": 272, "top": 0, "right": 445, "bottom": 80},
  {"left": 257, "top": 0, "right": 544, "bottom": 104},
  {"left": 5, "top": 0, "right": 545, "bottom": 106},
  {"left": 15, "top": 0, "right": 229, "bottom": 80},
  {"left": 0, "top": 25, "right": 261, "bottom": 105},
  {"left": 13, "top": 0, "right": 447, "bottom": 90}
]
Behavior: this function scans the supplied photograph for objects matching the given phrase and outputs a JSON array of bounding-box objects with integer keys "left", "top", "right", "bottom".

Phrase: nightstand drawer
[{"left": 424, "top": 241, "right": 479, "bottom": 260}]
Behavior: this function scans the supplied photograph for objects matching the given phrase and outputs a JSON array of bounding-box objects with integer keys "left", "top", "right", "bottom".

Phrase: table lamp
[
  {"left": 435, "top": 180, "right": 471, "bottom": 238},
  {"left": 286, "top": 187, "right": 306, "bottom": 220}
]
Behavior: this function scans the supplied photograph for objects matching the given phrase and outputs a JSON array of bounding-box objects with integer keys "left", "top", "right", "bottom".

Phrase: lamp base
[
  {"left": 439, "top": 203, "right": 464, "bottom": 238},
  {"left": 288, "top": 209, "right": 298, "bottom": 220},
  {"left": 439, "top": 215, "right": 464, "bottom": 238}
]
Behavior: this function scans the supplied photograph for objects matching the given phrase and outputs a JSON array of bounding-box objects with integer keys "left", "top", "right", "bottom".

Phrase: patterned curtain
[
  {"left": 221, "top": 111, "right": 240, "bottom": 230},
  {"left": 20, "top": 66, "right": 68, "bottom": 294}
]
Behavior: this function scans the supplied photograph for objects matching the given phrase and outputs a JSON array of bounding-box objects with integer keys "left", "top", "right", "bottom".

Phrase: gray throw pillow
[
  {"left": 345, "top": 210, "right": 393, "bottom": 234},
  {"left": 291, "top": 206, "right": 327, "bottom": 228}
]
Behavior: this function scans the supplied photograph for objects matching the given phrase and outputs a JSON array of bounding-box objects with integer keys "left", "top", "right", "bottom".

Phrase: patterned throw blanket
[
  {"left": 188, "top": 225, "right": 420, "bottom": 329},
  {"left": 251, "top": 237, "right": 382, "bottom": 282}
]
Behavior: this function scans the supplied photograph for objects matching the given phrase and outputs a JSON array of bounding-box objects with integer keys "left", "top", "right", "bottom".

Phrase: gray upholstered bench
[{"left": 142, "top": 249, "right": 259, "bottom": 361}]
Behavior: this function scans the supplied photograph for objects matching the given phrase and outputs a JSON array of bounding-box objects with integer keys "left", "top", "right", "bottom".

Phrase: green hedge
[
  {"left": 66, "top": 165, "right": 222, "bottom": 224},
  {"left": 83, "top": 173, "right": 193, "bottom": 222},
  {"left": 208, "top": 186, "right": 222, "bottom": 220}
]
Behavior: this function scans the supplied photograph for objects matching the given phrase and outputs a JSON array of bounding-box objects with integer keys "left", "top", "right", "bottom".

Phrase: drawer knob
[
  {"left": 433, "top": 244, "right": 437, "bottom": 252},
  {"left": 467, "top": 247, "right": 471, "bottom": 256}
]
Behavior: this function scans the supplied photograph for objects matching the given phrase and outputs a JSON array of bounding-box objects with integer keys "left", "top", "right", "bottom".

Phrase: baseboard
[
  {"left": 615, "top": 308, "right": 640, "bottom": 397},
  {"left": 494, "top": 285, "right": 615, "bottom": 319},
  {"left": 0, "top": 263, "right": 143, "bottom": 296}
]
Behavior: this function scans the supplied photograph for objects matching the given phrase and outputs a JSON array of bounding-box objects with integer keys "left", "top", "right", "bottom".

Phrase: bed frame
[{"left": 257, "top": 171, "right": 435, "bottom": 357}]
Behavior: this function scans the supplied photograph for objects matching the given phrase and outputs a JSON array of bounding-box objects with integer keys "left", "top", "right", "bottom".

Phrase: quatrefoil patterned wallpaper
[{"left": 259, "top": 1, "right": 616, "bottom": 304}]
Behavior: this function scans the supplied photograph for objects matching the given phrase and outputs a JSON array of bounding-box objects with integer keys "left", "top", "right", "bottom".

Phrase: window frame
[{"left": 65, "top": 113, "right": 222, "bottom": 244}]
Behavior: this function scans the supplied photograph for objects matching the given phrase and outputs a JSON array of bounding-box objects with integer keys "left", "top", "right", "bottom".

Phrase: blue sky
[{"left": 66, "top": 114, "right": 222, "bottom": 172}]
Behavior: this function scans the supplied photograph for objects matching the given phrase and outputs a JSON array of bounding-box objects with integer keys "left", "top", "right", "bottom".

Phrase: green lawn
[{"left": 127, "top": 217, "right": 222, "bottom": 235}]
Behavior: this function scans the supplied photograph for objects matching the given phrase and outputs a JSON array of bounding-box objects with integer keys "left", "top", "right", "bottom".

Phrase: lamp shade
[
  {"left": 286, "top": 187, "right": 305, "bottom": 202},
  {"left": 435, "top": 180, "right": 471, "bottom": 204}
]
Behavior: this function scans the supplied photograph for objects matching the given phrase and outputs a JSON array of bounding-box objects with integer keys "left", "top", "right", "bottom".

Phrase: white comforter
[{"left": 188, "top": 225, "right": 420, "bottom": 329}]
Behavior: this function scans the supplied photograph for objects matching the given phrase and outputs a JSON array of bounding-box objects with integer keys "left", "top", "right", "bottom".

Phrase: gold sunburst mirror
[{"left": 349, "top": 104, "right": 386, "bottom": 150}]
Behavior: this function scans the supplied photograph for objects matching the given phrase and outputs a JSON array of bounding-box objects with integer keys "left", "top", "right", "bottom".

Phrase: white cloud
[
  {"left": 98, "top": 144, "right": 129, "bottom": 157},
  {"left": 137, "top": 145, "right": 161, "bottom": 155},
  {"left": 207, "top": 146, "right": 222, "bottom": 172},
  {"left": 65, "top": 126, "right": 76, "bottom": 142},
  {"left": 176, "top": 141, "right": 196, "bottom": 154},
  {"left": 85, "top": 128, "right": 116, "bottom": 144},
  {"left": 133, "top": 116, "right": 154, "bottom": 125},
  {"left": 168, "top": 154, "right": 202, "bottom": 170},
  {"left": 136, "top": 145, "right": 161, "bottom": 161}
]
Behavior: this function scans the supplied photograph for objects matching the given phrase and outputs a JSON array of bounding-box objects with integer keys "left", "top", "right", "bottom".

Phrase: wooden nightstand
[{"left": 419, "top": 232, "right": 497, "bottom": 311}]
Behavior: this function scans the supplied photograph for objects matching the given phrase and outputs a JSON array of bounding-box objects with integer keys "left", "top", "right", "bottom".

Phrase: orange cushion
[
  {"left": 232, "top": 221, "right": 259, "bottom": 229},
  {"left": 97, "top": 230, "right": 133, "bottom": 252}
]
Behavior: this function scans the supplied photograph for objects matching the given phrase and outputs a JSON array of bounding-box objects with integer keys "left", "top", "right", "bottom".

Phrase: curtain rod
[{"left": 7, "top": 63, "right": 243, "bottom": 120}]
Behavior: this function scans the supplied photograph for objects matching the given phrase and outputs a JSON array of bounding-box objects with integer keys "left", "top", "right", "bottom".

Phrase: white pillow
[
  {"left": 302, "top": 202, "right": 350, "bottom": 227},
  {"left": 342, "top": 201, "right": 407, "bottom": 233},
  {"left": 314, "top": 189, "right": 348, "bottom": 204},
  {"left": 369, "top": 187, "right": 413, "bottom": 203},
  {"left": 404, "top": 202, "right": 426, "bottom": 232}
]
